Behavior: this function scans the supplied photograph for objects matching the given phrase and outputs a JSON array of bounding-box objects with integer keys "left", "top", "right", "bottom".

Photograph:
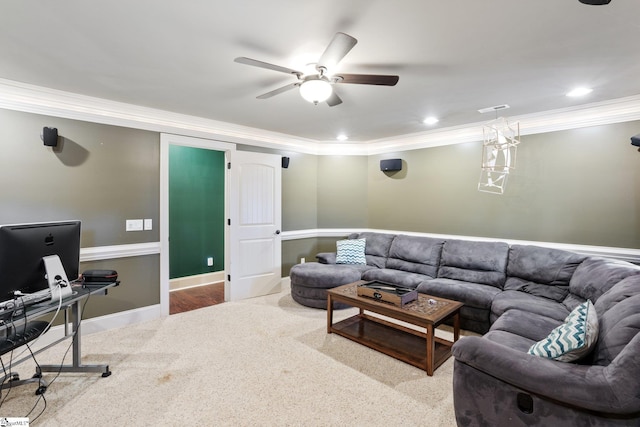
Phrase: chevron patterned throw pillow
[
  {"left": 335, "top": 238, "right": 366, "bottom": 265},
  {"left": 528, "top": 300, "right": 598, "bottom": 362}
]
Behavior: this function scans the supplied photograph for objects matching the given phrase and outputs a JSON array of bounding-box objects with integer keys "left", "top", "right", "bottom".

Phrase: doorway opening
[{"left": 160, "top": 134, "right": 235, "bottom": 316}]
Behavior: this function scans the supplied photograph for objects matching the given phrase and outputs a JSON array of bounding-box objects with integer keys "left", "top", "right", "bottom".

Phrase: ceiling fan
[{"left": 234, "top": 32, "right": 399, "bottom": 107}]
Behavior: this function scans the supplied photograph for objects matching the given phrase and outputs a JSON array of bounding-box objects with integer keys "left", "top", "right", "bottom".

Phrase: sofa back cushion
[
  {"left": 349, "top": 232, "right": 396, "bottom": 268},
  {"left": 437, "top": 239, "right": 509, "bottom": 288},
  {"left": 505, "top": 245, "right": 587, "bottom": 302},
  {"left": 569, "top": 257, "right": 640, "bottom": 302},
  {"left": 592, "top": 276, "right": 640, "bottom": 366},
  {"left": 592, "top": 275, "right": 640, "bottom": 366},
  {"left": 385, "top": 234, "right": 444, "bottom": 277}
]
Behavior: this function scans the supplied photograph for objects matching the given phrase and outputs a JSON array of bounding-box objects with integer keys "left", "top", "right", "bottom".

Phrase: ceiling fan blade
[
  {"left": 234, "top": 57, "right": 302, "bottom": 77},
  {"left": 326, "top": 90, "right": 342, "bottom": 107},
  {"left": 256, "top": 82, "right": 299, "bottom": 99},
  {"left": 317, "top": 32, "right": 357, "bottom": 70},
  {"left": 335, "top": 73, "right": 399, "bottom": 86}
]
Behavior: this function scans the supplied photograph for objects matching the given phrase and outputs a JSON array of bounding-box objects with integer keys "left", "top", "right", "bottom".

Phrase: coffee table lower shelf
[{"left": 330, "top": 313, "right": 453, "bottom": 373}]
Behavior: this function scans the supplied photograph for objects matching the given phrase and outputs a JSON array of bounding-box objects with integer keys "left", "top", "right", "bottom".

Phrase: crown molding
[
  {"left": 1, "top": 78, "right": 639, "bottom": 156},
  {"left": 359, "top": 94, "right": 640, "bottom": 155},
  {"left": 0, "top": 78, "right": 318, "bottom": 153}
]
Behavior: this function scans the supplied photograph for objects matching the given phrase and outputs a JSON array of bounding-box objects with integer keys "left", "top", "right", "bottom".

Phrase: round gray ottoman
[{"left": 290, "top": 262, "right": 361, "bottom": 309}]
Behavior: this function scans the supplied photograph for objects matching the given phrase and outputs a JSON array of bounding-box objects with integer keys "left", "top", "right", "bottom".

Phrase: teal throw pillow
[
  {"left": 335, "top": 238, "right": 366, "bottom": 265},
  {"left": 528, "top": 300, "right": 598, "bottom": 362}
]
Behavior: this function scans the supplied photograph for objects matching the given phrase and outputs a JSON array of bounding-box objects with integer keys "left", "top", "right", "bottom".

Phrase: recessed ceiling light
[
  {"left": 423, "top": 116, "right": 439, "bottom": 125},
  {"left": 566, "top": 87, "right": 593, "bottom": 97},
  {"left": 336, "top": 134, "right": 348, "bottom": 141}
]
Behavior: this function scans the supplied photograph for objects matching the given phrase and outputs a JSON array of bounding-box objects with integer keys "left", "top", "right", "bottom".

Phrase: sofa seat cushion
[
  {"left": 416, "top": 278, "right": 500, "bottom": 310},
  {"left": 504, "top": 277, "right": 570, "bottom": 302},
  {"left": 490, "top": 309, "right": 561, "bottom": 342},
  {"left": 491, "top": 290, "right": 571, "bottom": 323},
  {"left": 290, "top": 263, "right": 364, "bottom": 289},
  {"left": 506, "top": 245, "right": 586, "bottom": 290},
  {"left": 361, "top": 268, "right": 430, "bottom": 289},
  {"left": 482, "top": 329, "right": 536, "bottom": 353},
  {"left": 437, "top": 239, "right": 509, "bottom": 289},
  {"left": 290, "top": 262, "right": 364, "bottom": 309},
  {"left": 570, "top": 256, "right": 640, "bottom": 303},
  {"left": 348, "top": 232, "right": 396, "bottom": 268},
  {"left": 384, "top": 234, "right": 445, "bottom": 278}
]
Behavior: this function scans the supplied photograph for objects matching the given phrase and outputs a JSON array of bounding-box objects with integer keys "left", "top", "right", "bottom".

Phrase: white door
[{"left": 227, "top": 151, "right": 282, "bottom": 300}]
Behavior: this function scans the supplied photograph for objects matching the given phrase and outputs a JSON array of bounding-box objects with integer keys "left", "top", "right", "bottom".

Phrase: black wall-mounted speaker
[
  {"left": 380, "top": 158, "right": 402, "bottom": 172},
  {"left": 43, "top": 127, "right": 58, "bottom": 147},
  {"left": 631, "top": 134, "right": 640, "bottom": 147},
  {"left": 281, "top": 156, "right": 290, "bottom": 169}
]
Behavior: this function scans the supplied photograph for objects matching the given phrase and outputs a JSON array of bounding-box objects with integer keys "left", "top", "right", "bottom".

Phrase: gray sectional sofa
[{"left": 288, "top": 231, "right": 640, "bottom": 425}]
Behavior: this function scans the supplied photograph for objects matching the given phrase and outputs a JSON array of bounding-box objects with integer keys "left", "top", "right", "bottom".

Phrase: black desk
[{"left": 3, "top": 282, "right": 119, "bottom": 378}]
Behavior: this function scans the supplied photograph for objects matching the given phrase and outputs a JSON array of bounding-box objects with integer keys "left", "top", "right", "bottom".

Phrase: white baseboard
[
  {"left": 29, "top": 304, "right": 161, "bottom": 352},
  {"left": 169, "top": 271, "right": 225, "bottom": 291}
]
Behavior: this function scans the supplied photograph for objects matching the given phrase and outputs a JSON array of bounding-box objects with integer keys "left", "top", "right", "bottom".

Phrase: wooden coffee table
[{"left": 327, "top": 281, "right": 463, "bottom": 376}]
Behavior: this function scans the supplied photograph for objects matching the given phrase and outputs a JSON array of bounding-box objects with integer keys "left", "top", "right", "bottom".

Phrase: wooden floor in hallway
[{"left": 170, "top": 282, "right": 225, "bottom": 315}]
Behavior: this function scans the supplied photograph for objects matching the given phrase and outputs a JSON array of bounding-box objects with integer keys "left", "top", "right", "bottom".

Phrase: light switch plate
[{"left": 126, "top": 219, "right": 144, "bottom": 231}]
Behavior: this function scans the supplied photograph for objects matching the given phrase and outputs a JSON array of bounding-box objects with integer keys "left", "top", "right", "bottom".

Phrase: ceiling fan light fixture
[{"left": 300, "top": 78, "right": 332, "bottom": 104}]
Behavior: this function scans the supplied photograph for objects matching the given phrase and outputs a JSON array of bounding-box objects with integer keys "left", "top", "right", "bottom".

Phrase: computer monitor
[{"left": 0, "top": 220, "right": 81, "bottom": 301}]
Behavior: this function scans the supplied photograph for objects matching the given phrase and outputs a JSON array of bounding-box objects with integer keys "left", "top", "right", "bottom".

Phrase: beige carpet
[{"left": 0, "top": 287, "right": 465, "bottom": 426}]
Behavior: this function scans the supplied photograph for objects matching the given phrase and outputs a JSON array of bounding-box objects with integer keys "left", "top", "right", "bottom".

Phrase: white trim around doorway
[{"left": 160, "top": 133, "right": 236, "bottom": 317}]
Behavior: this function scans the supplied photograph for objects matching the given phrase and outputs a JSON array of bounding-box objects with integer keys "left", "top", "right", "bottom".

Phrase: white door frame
[{"left": 159, "top": 133, "right": 236, "bottom": 316}]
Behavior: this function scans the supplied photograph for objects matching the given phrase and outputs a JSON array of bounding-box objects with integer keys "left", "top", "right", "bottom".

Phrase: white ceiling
[{"left": 1, "top": 0, "right": 639, "bottom": 143}]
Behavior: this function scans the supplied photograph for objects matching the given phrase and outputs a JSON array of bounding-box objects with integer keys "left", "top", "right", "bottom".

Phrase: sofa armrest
[
  {"left": 316, "top": 252, "right": 336, "bottom": 264},
  {"left": 452, "top": 336, "right": 633, "bottom": 414}
]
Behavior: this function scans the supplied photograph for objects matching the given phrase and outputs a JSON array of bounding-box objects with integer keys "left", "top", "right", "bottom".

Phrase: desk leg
[{"left": 38, "top": 299, "right": 112, "bottom": 377}]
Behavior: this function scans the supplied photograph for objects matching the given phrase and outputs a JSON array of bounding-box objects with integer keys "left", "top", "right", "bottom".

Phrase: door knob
[{"left": 275, "top": 230, "right": 281, "bottom": 235}]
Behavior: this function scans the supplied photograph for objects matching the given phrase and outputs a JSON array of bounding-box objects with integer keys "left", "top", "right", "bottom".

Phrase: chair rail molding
[
  {"left": 281, "top": 229, "right": 640, "bottom": 264},
  {"left": 80, "top": 242, "right": 161, "bottom": 262}
]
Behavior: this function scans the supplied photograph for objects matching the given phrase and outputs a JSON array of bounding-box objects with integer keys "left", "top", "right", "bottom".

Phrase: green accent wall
[{"left": 169, "top": 145, "right": 225, "bottom": 279}]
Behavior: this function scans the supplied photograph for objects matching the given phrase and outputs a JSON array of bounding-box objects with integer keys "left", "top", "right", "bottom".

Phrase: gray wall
[
  {"left": 281, "top": 152, "right": 318, "bottom": 231},
  {"left": 0, "top": 109, "right": 160, "bottom": 316},
  {"left": 3, "top": 108, "right": 639, "bottom": 300},
  {"left": 280, "top": 120, "right": 640, "bottom": 275},
  {"left": 368, "top": 121, "right": 640, "bottom": 248},
  {"left": 317, "top": 155, "right": 369, "bottom": 228}
]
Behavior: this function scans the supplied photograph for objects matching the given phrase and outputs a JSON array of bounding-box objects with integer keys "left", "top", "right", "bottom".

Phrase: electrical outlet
[
  {"left": 207, "top": 257, "right": 214, "bottom": 267},
  {"left": 144, "top": 218, "right": 153, "bottom": 230},
  {"left": 301, "top": 257, "right": 305, "bottom": 264}
]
